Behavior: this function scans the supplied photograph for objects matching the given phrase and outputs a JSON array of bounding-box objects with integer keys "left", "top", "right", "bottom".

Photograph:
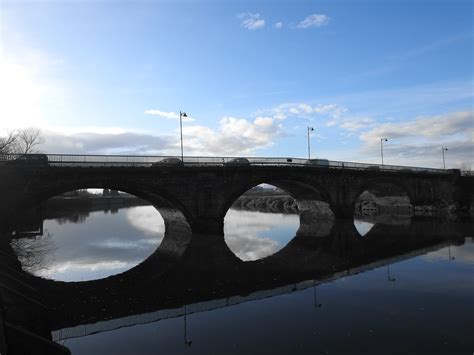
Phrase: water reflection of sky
[
  {"left": 22, "top": 206, "right": 165, "bottom": 281},
  {"left": 224, "top": 209, "right": 299, "bottom": 261},
  {"left": 354, "top": 219, "right": 374, "bottom": 237},
  {"left": 422, "top": 237, "right": 474, "bottom": 265},
  {"left": 64, "top": 238, "right": 474, "bottom": 355},
  {"left": 14, "top": 207, "right": 300, "bottom": 280}
]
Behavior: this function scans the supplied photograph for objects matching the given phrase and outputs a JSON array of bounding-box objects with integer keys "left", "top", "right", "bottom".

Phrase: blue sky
[{"left": 0, "top": 0, "right": 472, "bottom": 168}]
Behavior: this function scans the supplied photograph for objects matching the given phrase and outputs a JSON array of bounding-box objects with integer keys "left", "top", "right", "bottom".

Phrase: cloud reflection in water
[
  {"left": 18, "top": 206, "right": 165, "bottom": 282},
  {"left": 224, "top": 209, "right": 299, "bottom": 261}
]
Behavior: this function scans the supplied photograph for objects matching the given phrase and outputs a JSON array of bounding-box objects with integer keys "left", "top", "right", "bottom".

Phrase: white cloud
[
  {"left": 358, "top": 110, "right": 474, "bottom": 168},
  {"left": 274, "top": 22, "right": 283, "bottom": 29},
  {"left": 314, "top": 104, "right": 344, "bottom": 115},
  {"left": 360, "top": 111, "right": 473, "bottom": 142},
  {"left": 296, "top": 14, "right": 331, "bottom": 29},
  {"left": 268, "top": 102, "right": 347, "bottom": 122},
  {"left": 340, "top": 117, "right": 375, "bottom": 131},
  {"left": 144, "top": 109, "right": 195, "bottom": 121},
  {"left": 238, "top": 12, "right": 265, "bottom": 30},
  {"left": 144, "top": 109, "right": 178, "bottom": 119},
  {"left": 40, "top": 130, "right": 175, "bottom": 155},
  {"left": 183, "top": 115, "right": 281, "bottom": 155},
  {"left": 38, "top": 114, "right": 281, "bottom": 156}
]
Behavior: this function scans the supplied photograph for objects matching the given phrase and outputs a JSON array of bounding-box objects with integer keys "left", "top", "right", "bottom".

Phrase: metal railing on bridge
[{"left": 0, "top": 153, "right": 464, "bottom": 175}]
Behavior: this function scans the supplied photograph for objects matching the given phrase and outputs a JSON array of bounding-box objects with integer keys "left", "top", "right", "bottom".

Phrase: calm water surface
[
  {"left": 6, "top": 205, "right": 474, "bottom": 355},
  {"left": 13, "top": 206, "right": 300, "bottom": 280}
]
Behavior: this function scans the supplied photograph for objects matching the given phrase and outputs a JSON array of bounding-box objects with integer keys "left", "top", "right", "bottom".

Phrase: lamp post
[
  {"left": 307, "top": 126, "right": 314, "bottom": 159},
  {"left": 442, "top": 147, "right": 448, "bottom": 169},
  {"left": 179, "top": 111, "right": 188, "bottom": 162},
  {"left": 380, "top": 138, "right": 388, "bottom": 166}
]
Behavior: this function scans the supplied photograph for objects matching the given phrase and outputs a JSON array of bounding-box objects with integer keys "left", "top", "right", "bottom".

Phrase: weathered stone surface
[{"left": 0, "top": 165, "right": 472, "bottom": 235}]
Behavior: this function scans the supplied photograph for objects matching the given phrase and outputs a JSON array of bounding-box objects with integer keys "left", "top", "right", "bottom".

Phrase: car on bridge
[
  {"left": 5, "top": 154, "right": 49, "bottom": 167},
  {"left": 365, "top": 165, "right": 381, "bottom": 171},
  {"left": 306, "top": 159, "right": 330, "bottom": 167},
  {"left": 151, "top": 158, "right": 184, "bottom": 166},
  {"left": 224, "top": 157, "right": 251, "bottom": 166}
]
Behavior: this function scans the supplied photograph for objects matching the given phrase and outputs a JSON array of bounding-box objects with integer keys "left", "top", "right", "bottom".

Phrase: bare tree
[
  {"left": 15, "top": 127, "right": 44, "bottom": 154},
  {"left": 0, "top": 131, "right": 18, "bottom": 154}
]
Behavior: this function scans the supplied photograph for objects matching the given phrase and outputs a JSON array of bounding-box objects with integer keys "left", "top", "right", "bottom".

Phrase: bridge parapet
[{"left": 0, "top": 153, "right": 454, "bottom": 175}]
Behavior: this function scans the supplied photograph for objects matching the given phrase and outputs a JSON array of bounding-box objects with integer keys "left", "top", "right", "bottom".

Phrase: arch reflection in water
[
  {"left": 223, "top": 183, "right": 335, "bottom": 261},
  {"left": 2, "top": 217, "right": 473, "bottom": 355},
  {"left": 224, "top": 209, "right": 299, "bottom": 261},
  {"left": 354, "top": 219, "right": 374, "bottom": 237},
  {"left": 355, "top": 182, "right": 412, "bottom": 217},
  {"left": 12, "top": 205, "right": 166, "bottom": 281}
]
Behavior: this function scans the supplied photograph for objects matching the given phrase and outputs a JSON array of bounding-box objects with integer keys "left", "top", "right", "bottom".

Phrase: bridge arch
[
  {"left": 24, "top": 178, "right": 194, "bottom": 237},
  {"left": 222, "top": 177, "right": 336, "bottom": 220},
  {"left": 221, "top": 177, "right": 336, "bottom": 260}
]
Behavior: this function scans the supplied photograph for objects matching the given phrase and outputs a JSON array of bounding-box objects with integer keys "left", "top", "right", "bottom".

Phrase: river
[{"left": 2, "top": 204, "right": 473, "bottom": 355}]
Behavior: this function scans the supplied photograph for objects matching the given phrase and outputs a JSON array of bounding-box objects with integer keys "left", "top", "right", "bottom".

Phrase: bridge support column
[
  {"left": 190, "top": 217, "right": 224, "bottom": 236},
  {"left": 334, "top": 204, "right": 354, "bottom": 219}
]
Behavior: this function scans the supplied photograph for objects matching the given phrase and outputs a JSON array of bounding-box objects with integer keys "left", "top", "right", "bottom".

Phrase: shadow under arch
[{"left": 222, "top": 178, "right": 336, "bottom": 241}]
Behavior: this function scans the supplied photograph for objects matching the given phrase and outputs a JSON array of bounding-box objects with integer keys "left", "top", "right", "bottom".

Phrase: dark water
[{"left": 2, "top": 204, "right": 473, "bottom": 355}]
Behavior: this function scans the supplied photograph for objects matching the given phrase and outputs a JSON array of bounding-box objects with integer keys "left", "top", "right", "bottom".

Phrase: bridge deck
[{"left": 0, "top": 153, "right": 460, "bottom": 175}]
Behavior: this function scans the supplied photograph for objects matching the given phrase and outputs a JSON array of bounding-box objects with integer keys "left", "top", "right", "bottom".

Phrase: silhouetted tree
[
  {"left": 16, "top": 128, "right": 44, "bottom": 154},
  {"left": 0, "top": 128, "right": 44, "bottom": 154},
  {"left": 0, "top": 131, "right": 18, "bottom": 154}
]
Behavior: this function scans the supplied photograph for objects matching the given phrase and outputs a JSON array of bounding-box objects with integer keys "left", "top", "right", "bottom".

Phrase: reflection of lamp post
[
  {"left": 448, "top": 244, "right": 455, "bottom": 260},
  {"left": 313, "top": 280, "right": 322, "bottom": 309},
  {"left": 184, "top": 304, "right": 192, "bottom": 348},
  {"left": 307, "top": 126, "right": 314, "bottom": 159},
  {"left": 180, "top": 111, "right": 188, "bottom": 162},
  {"left": 380, "top": 138, "right": 388, "bottom": 167},
  {"left": 387, "top": 262, "right": 396, "bottom": 282},
  {"left": 442, "top": 147, "right": 448, "bottom": 169}
]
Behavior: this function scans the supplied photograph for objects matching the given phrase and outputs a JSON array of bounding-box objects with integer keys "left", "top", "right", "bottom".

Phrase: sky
[{"left": 0, "top": 0, "right": 472, "bottom": 169}]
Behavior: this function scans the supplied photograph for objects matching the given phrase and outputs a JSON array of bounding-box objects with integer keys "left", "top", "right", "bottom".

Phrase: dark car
[
  {"left": 365, "top": 165, "right": 380, "bottom": 171},
  {"left": 224, "top": 157, "right": 251, "bottom": 166},
  {"left": 151, "top": 158, "right": 183, "bottom": 166},
  {"left": 5, "top": 154, "right": 49, "bottom": 166},
  {"left": 306, "top": 159, "right": 329, "bottom": 167}
]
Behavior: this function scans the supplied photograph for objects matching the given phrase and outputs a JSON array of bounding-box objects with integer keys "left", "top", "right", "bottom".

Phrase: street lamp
[
  {"left": 442, "top": 147, "right": 448, "bottom": 169},
  {"left": 307, "top": 126, "right": 314, "bottom": 159},
  {"left": 179, "top": 111, "right": 188, "bottom": 162},
  {"left": 380, "top": 138, "right": 388, "bottom": 166}
]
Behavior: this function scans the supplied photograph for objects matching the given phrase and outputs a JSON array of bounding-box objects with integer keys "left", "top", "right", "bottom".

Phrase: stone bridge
[{"left": 0, "top": 158, "right": 472, "bottom": 235}]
